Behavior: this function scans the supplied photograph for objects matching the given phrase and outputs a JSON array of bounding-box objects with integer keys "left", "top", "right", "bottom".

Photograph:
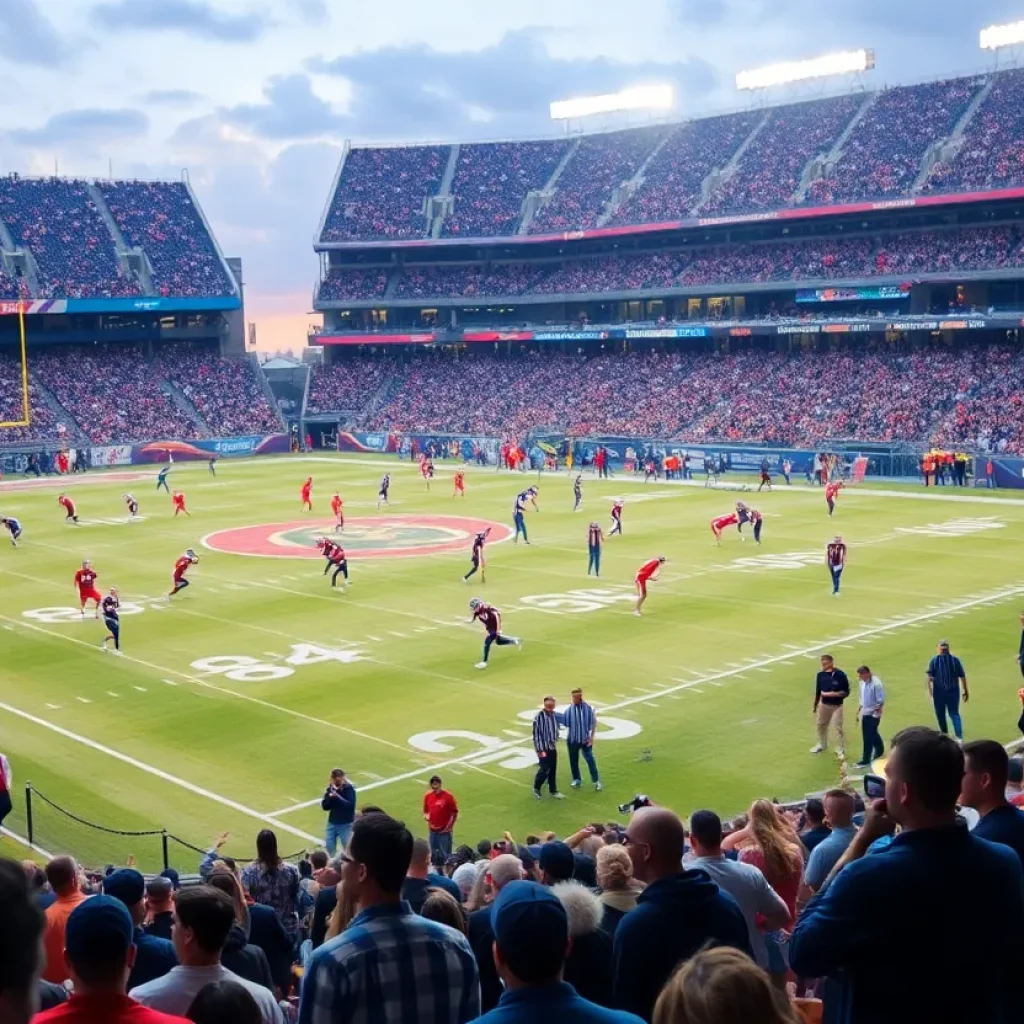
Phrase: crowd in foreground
[
  {"left": 5, "top": 727, "right": 1024, "bottom": 1024},
  {"left": 305, "top": 342, "right": 1024, "bottom": 454}
]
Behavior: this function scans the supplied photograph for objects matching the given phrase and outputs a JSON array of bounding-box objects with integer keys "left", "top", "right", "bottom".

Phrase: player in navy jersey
[
  {"left": 100, "top": 588, "right": 121, "bottom": 654},
  {"left": 573, "top": 474, "right": 583, "bottom": 512},
  {"left": 156, "top": 464, "right": 170, "bottom": 492},
  {"left": 827, "top": 535, "right": 847, "bottom": 596},
  {"left": 736, "top": 502, "right": 763, "bottom": 544},
  {"left": 609, "top": 499, "right": 623, "bottom": 536},
  {"left": 513, "top": 486, "right": 538, "bottom": 544},
  {"left": 469, "top": 598, "right": 521, "bottom": 669},
  {"left": 587, "top": 522, "right": 603, "bottom": 577},
  {"left": 377, "top": 473, "right": 391, "bottom": 510},
  {"left": 1, "top": 516, "right": 22, "bottom": 546},
  {"left": 758, "top": 458, "right": 772, "bottom": 492},
  {"left": 463, "top": 528, "right": 491, "bottom": 583}
]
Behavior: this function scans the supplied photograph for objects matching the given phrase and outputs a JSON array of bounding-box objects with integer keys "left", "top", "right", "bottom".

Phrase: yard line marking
[
  {"left": 133, "top": 686, "right": 147, "bottom": 692},
  {"left": 76, "top": 697, "right": 92, "bottom": 704},
  {"left": 45, "top": 703, "right": 61, "bottom": 710},
  {"left": 0, "top": 699, "right": 320, "bottom": 844},
  {"left": 162, "top": 680, "right": 178, "bottom": 687},
  {"left": 1, "top": 825, "right": 54, "bottom": 860},
  {"left": 107, "top": 691, "right": 120, "bottom": 697},
  {"left": 642, "top": 701, "right": 660, "bottom": 708},
  {"left": 502, "top": 729, "right": 527, "bottom": 737},
  {"left": 367, "top": 636, "right": 382, "bottom": 642}
]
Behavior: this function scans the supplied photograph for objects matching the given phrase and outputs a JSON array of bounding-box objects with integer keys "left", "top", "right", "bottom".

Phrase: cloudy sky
[{"left": 0, "top": 0, "right": 1017, "bottom": 347}]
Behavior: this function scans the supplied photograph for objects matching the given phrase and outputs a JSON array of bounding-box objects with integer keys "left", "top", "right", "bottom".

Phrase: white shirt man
[
  {"left": 688, "top": 809, "right": 790, "bottom": 968},
  {"left": 855, "top": 665, "right": 886, "bottom": 769}
]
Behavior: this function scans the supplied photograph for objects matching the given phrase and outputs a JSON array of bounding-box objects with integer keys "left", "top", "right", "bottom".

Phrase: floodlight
[
  {"left": 550, "top": 85, "right": 674, "bottom": 121},
  {"left": 980, "top": 20, "right": 1024, "bottom": 50},
  {"left": 736, "top": 49, "right": 875, "bottom": 91}
]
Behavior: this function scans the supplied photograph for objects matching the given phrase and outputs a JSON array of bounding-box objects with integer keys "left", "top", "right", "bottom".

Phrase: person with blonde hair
[
  {"left": 595, "top": 844, "right": 639, "bottom": 937},
  {"left": 653, "top": 946, "right": 801, "bottom": 1024}
]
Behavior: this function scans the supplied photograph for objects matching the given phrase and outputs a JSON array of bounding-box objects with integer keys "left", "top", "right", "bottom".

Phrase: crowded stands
[
  {"left": 97, "top": 181, "right": 235, "bottom": 297},
  {"left": 0, "top": 354, "right": 65, "bottom": 444},
  {"left": 320, "top": 146, "right": 448, "bottom": 241},
  {"left": 317, "top": 268, "right": 391, "bottom": 302},
  {"left": 805, "top": 78, "right": 981, "bottom": 205},
  {"left": 0, "top": 177, "right": 139, "bottom": 299},
  {"left": 394, "top": 262, "right": 548, "bottom": 300},
  {"left": 443, "top": 141, "right": 571, "bottom": 238},
  {"left": 924, "top": 68, "right": 1024, "bottom": 194},
  {"left": 157, "top": 345, "right": 282, "bottom": 436},
  {"left": 306, "top": 357, "right": 398, "bottom": 415}
]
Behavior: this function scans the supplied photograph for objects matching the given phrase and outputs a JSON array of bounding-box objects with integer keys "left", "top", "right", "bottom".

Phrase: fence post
[
  {"left": 24, "top": 782, "right": 33, "bottom": 845},
  {"left": 161, "top": 831, "right": 169, "bottom": 872}
]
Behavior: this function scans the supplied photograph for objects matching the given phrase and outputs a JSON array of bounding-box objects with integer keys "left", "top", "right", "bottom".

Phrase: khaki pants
[{"left": 816, "top": 703, "right": 845, "bottom": 750}]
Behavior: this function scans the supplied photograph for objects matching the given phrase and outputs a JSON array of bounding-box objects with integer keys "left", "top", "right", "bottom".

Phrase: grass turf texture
[{"left": 1, "top": 454, "right": 1022, "bottom": 870}]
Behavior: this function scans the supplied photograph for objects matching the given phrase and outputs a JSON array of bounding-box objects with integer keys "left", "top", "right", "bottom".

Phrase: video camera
[{"left": 617, "top": 794, "right": 653, "bottom": 815}]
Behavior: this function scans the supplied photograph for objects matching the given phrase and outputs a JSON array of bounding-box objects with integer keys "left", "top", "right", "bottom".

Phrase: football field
[{"left": 1, "top": 454, "right": 1022, "bottom": 870}]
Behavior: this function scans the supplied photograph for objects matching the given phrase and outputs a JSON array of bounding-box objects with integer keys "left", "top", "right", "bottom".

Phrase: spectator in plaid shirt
[{"left": 298, "top": 813, "right": 480, "bottom": 1024}]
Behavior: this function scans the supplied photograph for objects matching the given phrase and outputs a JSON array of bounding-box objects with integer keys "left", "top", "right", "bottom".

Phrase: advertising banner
[
  {"left": 90, "top": 445, "right": 133, "bottom": 468},
  {"left": 131, "top": 435, "right": 290, "bottom": 463},
  {"left": 336, "top": 431, "right": 499, "bottom": 463},
  {"left": 796, "top": 285, "right": 910, "bottom": 303}
]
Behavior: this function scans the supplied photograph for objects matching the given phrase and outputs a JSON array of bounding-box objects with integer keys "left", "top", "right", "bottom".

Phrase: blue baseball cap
[
  {"left": 65, "top": 896, "right": 135, "bottom": 965},
  {"left": 159, "top": 868, "right": 180, "bottom": 890},
  {"left": 538, "top": 841, "right": 575, "bottom": 881},
  {"left": 102, "top": 868, "right": 145, "bottom": 907},
  {"left": 491, "top": 880, "right": 568, "bottom": 980}
]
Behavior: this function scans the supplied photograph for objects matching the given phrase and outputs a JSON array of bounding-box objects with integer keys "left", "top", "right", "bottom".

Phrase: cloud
[
  {"left": 305, "top": 29, "right": 718, "bottom": 140},
  {"left": 143, "top": 88, "right": 205, "bottom": 105},
  {"left": 0, "top": 0, "right": 74, "bottom": 67},
  {"left": 9, "top": 109, "right": 149, "bottom": 147},
  {"left": 296, "top": 0, "right": 328, "bottom": 24},
  {"left": 219, "top": 74, "right": 344, "bottom": 140},
  {"left": 91, "top": 0, "right": 268, "bottom": 42}
]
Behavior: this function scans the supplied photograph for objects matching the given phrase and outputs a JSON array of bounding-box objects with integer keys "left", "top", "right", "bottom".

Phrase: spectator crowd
[{"left": 5, "top": 725, "right": 1024, "bottom": 1024}]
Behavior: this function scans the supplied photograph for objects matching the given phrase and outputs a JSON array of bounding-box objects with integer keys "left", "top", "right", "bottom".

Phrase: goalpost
[{"left": 0, "top": 302, "right": 29, "bottom": 428}]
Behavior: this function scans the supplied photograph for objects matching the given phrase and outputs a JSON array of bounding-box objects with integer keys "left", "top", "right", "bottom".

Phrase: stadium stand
[
  {"left": 443, "top": 140, "right": 571, "bottom": 238},
  {"left": 609, "top": 111, "right": 763, "bottom": 225},
  {"left": 805, "top": 78, "right": 982, "bottom": 205},
  {"left": 306, "top": 357, "right": 398, "bottom": 415},
  {"left": 703, "top": 95, "right": 864, "bottom": 215},
  {"left": 393, "top": 262, "right": 548, "bottom": 300},
  {"left": 924, "top": 68, "right": 1024, "bottom": 193},
  {"left": 320, "top": 145, "right": 449, "bottom": 241},
  {"left": 157, "top": 345, "right": 282, "bottom": 436},
  {"left": 318, "top": 267, "right": 392, "bottom": 302},
  {"left": 96, "top": 181, "right": 235, "bottom": 297},
  {"left": 0, "top": 177, "right": 139, "bottom": 299},
  {"left": 529, "top": 126, "right": 670, "bottom": 233},
  {"left": 0, "top": 264, "right": 22, "bottom": 300},
  {"left": 0, "top": 353, "right": 64, "bottom": 443}
]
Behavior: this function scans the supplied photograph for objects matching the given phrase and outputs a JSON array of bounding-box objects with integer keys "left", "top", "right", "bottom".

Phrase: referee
[
  {"left": 927, "top": 640, "right": 969, "bottom": 741},
  {"left": 532, "top": 696, "right": 564, "bottom": 800},
  {"left": 562, "top": 688, "right": 603, "bottom": 792}
]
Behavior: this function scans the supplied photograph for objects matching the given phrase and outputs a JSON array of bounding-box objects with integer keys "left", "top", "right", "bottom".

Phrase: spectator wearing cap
[
  {"left": 35, "top": 895, "right": 189, "bottom": 1024},
  {"left": 552, "top": 881, "right": 614, "bottom": 1008},
  {"left": 539, "top": 841, "right": 575, "bottom": 886},
  {"left": 687, "top": 809, "right": 790, "bottom": 971},
  {"left": 129, "top": 886, "right": 283, "bottom": 1024},
  {"left": 0, "top": 856, "right": 47, "bottom": 1024},
  {"left": 612, "top": 807, "right": 750, "bottom": 1022},
  {"left": 961, "top": 739, "right": 1024, "bottom": 868},
  {"left": 790, "top": 727, "right": 1024, "bottom": 1024},
  {"left": 927, "top": 640, "right": 968, "bottom": 740},
  {"left": 41, "top": 856, "right": 89, "bottom": 984},
  {"left": 299, "top": 812, "right": 479, "bottom": 1024},
  {"left": 321, "top": 769, "right": 356, "bottom": 857},
  {"left": 143, "top": 877, "right": 175, "bottom": 941},
  {"left": 472, "top": 879, "right": 643, "bottom": 1024},
  {"left": 402, "top": 837, "right": 462, "bottom": 912},
  {"left": 423, "top": 775, "right": 459, "bottom": 859},
  {"left": 104, "top": 869, "right": 177, "bottom": 989},
  {"left": 798, "top": 798, "right": 831, "bottom": 854},
  {"left": 468, "top": 853, "right": 524, "bottom": 1013}
]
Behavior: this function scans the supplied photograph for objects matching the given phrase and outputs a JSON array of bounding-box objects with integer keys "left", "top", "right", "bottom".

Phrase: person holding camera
[{"left": 321, "top": 768, "right": 357, "bottom": 856}]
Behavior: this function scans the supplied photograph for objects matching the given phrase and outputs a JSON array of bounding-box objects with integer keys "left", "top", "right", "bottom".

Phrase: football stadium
[{"left": 5, "top": 20, "right": 1024, "bottom": 1023}]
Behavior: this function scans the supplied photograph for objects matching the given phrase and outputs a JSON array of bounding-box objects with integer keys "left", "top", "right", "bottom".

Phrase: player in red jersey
[
  {"left": 453, "top": 469, "right": 465, "bottom": 498},
  {"left": 316, "top": 537, "right": 350, "bottom": 588},
  {"left": 825, "top": 479, "right": 844, "bottom": 517},
  {"left": 710, "top": 511, "right": 740, "bottom": 544},
  {"left": 609, "top": 499, "right": 623, "bottom": 536},
  {"left": 469, "top": 597, "right": 521, "bottom": 669},
  {"left": 330, "top": 492, "right": 344, "bottom": 532},
  {"left": 634, "top": 556, "right": 666, "bottom": 616},
  {"left": 827, "top": 535, "right": 847, "bottom": 596},
  {"left": 171, "top": 491, "right": 190, "bottom": 517},
  {"left": 736, "top": 502, "right": 763, "bottom": 544},
  {"left": 74, "top": 559, "right": 102, "bottom": 618},
  {"left": 420, "top": 456, "right": 434, "bottom": 490},
  {"left": 57, "top": 494, "right": 79, "bottom": 524},
  {"left": 168, "top": 549, "right": 199, "bottom": 598},
  {"left": 301, "top": 476, "right": 313, "bottom": 511}
]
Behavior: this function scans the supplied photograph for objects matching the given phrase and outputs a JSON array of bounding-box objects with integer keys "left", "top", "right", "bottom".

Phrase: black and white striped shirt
[
  {"left": 562, "top": 702, "right": 596, "bottom": 745},
  {"left": 532, "top": 710, "right": 560, "bottom": 752}
]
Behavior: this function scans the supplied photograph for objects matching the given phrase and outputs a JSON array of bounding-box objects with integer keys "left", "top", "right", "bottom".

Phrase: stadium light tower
[
  {"left": 549, "top": 85, "right": 674, "bottom": 123},
  {"left": 736, "top": 49, "right": 875, "bottom": 91}
]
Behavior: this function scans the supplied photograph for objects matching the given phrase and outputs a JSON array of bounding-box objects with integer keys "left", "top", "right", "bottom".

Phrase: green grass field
[{"left": 2, "top": 455, "right": 1022, "bottom": 871}]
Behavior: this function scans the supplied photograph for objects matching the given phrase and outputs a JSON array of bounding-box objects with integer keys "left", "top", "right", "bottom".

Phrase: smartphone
[{"left": 864, "top": 773, "right": 886, "bottom": 800}]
